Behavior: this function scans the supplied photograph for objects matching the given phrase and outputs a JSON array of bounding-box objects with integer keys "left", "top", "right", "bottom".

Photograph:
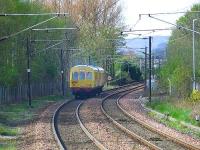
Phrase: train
[{"left": 69, "top": 65, "right": 107, "bottom": 98}]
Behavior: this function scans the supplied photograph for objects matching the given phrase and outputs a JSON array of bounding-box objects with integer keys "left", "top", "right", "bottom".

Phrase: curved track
[
  {"left": 53, "top": 83, "right": 139, "bottom": 150},
  {"left": 117, "top": 92, "right": 200, "bottom": 150},
  {"left": 53, "top": 100, "right": 98, "bottom": 150},
  {"left": 101, "top": 85, "right": 192, "bottom": 150},
  {"left": 53, "top": 83, "right": 199, "bottom": 150},
  {"left": 78, "top": 95, "right": 146, "bottom": 149}
]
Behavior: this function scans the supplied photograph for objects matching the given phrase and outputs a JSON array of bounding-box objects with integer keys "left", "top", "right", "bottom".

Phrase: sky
[{"left": 121, "top": 0, "right": 200, "bottom": 38}]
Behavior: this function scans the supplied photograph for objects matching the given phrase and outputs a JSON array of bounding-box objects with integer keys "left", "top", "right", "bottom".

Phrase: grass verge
[
  {"left": 0, "top": 139, "right": 16, "bottom": 150},
  {"left": 146, "top": 99, "right": 197, "bottom": 126},
  {"left": 147, "top": 98, "right": 200, "bottom": 139},
  {"left": 149, "top": 111, "right": 200, "bottom": 138},
  {"left": 0, "top": 124, "right": 18, "bottom": 136},
  {"left": 0, "top": 95, "right": 65, "bottom": 149},
  {"left": 0, "top": 95, "right": 64, "bottom": 124}
]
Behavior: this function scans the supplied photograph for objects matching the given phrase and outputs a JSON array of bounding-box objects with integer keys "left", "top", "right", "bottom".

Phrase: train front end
[{"left": 70, "top": 65, "right": 95, "bottom": 98}]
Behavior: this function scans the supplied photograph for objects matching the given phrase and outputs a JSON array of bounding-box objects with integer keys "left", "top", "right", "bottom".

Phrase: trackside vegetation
[
  {"left": 157, "top": 4, "right": 200, "bottom": 97},
  {"left": 0, "top": 95, "right": 64, "bottom": 150},
  {"left": 147, "top": 100, "right": 196, "bottom": 125},
  {"left": 0, "top": 0, "right": 124, "bottom": 89},
  {"left": 0, "top": 0, "right": 70, "bottom": 87},
  {"left": 113, "top": 56, "right": 142, "bottom": 85},
  {"left": 0, "top": 95, "right": 64, "bottom": 124},
  {"left": 150, "top": 4, "right": 200, "bottom": 132},
  {"left": 158, "top": 4, "right": 200, "bottom": 98},
  {"left": 0, "top": 0, "right": 124, "bottom": 149},
  {"left": 147, "top": 99, "right": 200, "bottom": 138}
]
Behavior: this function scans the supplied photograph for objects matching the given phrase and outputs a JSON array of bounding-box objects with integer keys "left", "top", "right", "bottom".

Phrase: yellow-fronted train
[{"left": 70, "top": 65, "right": 107, "bottom": 99}]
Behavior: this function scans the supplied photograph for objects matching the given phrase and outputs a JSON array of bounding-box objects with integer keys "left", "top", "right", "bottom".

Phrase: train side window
[
  {"left": 79, "top": 72, "right": 85, "bottom": 80},
  {"left": 86, "top": 72, "right": 92, "bottom": 80},
  {"left": 72, "top": 72, "right": 78, "bottom": 81}
]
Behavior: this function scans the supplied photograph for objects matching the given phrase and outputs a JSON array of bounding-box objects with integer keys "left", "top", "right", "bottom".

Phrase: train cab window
[
  {"left": 72, "top": 72, "right": 78, "bottom": 81},
  {"left": 79, "top": 72, "right": 85, "bottom": 80},
  {"left": 86, "top": 72, "right": 92, "bottom": 80}
]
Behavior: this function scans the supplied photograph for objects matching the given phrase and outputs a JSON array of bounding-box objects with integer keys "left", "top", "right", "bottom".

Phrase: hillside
[{"left": 119, "top": 36, "right": 169, "bottom": 58}]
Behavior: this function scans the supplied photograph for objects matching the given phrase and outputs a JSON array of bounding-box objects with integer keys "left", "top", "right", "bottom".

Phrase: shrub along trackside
[
  {"left": 147, "top": 99, "right": 197, "bottom": 126},
  {"left": 190, "top": 90, "right": 200, "bottom": 102},
  {"left": 147, "top": 99, "right": 200, "bottom": 138}
]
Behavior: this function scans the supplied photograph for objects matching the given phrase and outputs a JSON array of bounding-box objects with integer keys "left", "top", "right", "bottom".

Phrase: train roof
[{"left": 71, "top": 65, "right": 104, "bottom": 72}]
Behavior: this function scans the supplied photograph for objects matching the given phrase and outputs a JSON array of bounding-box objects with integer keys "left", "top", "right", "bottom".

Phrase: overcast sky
[{"left": 121, "top": 0, "right": 200, "bottom": 37}]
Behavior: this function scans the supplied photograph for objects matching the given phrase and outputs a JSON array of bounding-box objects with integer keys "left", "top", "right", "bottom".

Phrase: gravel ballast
[
  {"left": 119, "top": 90, "right": 200, "bottom": 148},
  {"left": 17, "top": 102, "right": 62, "bottom": 150},
  {"left": 57, "top": 100, "right": 98, "bottom": 150},
  {"left": 102, "top": 89, "right": 185, "bottom": 150},
  {"left": 80, "top": 98, "right": 148, "bottom": 150}
]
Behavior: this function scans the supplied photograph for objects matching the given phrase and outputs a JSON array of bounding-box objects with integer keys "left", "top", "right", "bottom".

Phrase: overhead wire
[
  {"left": 31, "top": 39, "right": 68, "bottom": 42},
  {"left": 123, "top": 28, "right": 173, "bottom": 32},
  {"left": 140, "top": 11, "right": 200, "bottom": 16},
  {"left": 149, "top": 15, "right": 200, "bottom": 35},
  {"left": 0, "top": 16, "right": 58, "bottom": 41},
  {"left": 132, "top": 18, "right": 141, "bottom": 30},
  {"left": 168, "top": 34, "right": 190, "bottom": 43},
  {"left": 32, "top": 40, "right": 64, "bottom": 55},
  {"left": 32, "top": 27, "right": 77, "bottom": 31},
  {"left": 0, "top": 13, "right": 68, "bottom": 16}
]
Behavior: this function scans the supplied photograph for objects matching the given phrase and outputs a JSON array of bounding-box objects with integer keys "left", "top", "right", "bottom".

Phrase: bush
[{"left": 190, "top": 90, "right": 200, "bottom": 102}]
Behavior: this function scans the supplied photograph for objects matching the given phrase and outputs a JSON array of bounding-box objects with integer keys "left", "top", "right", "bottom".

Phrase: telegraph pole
[
  {"left": 27, "top": 37, "right": 32, "bottom": 107},
  {"left": 88, "top": 55, "right": 91, "bottom": 65},
  {"left": 149, "top": 36, "right": 152, "bottom": 103},
  {"left": 60, "top": 48, "right": 65, "bottom": 96},
  {"left": 159, "top": 57, "right": 161, "bottom": 70},
  {"left": 152, "top": 55, "right": 154, "bottom": 79},
  {"left": 144, "top": 46, "right": 147, "bottom": 91},
  {"left": 139, "top": 58, "right": 142, "bottom": 72}
]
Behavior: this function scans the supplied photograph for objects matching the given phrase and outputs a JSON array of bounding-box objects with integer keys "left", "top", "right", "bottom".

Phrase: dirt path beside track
[{"left": 17, "top": 102, "right": 63, "bottom": 150}]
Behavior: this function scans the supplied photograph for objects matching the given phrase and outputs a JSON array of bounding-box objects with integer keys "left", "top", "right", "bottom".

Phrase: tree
[
  {"left": 37, "top": 0, "right": 124, "bottom": 68},
  {"left": 0, "top": 0, "right": 75, "bottom": 86},
  {"left": 158, "top": 3, "right": 200, "bottom": 97}
]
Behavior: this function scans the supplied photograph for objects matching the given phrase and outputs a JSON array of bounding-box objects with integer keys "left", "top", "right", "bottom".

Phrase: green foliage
[
  {"left": 0, "top": 65, "right": 19, "bottom": 86},
  {"left": 157, "top": 3, "right": 200, "bottom": 97},
  {"left": 0, "top": 0, "right": 122, "bottom": 87},
  {"left": 149, "top": 111, "right": 200, "bottom": 138},
  {"left": 121, "top": 60, "right": 142, "bottom": 81},
  {"left": 0, "top": 95, "right": 64, "bottom": 123},
  {"left": 0, "top": 124, "right": 18, "bottom": 136},
  {"left": 147, "top": 100, "right": 195, "bottom": 124},
  {"left": 77, "top": 22, "right": 122, "bottom": 66},
  {"left": 113, "top": 57, "right": 142, "bottom": 85},
  {"left": 0, "top": 143, "right": 15, "bottom": 150},
  {"left": 129, "top": 65, "right": 142, "bottom": 81},
  {"left": 190, "top": 90, "right": 200, "bottom": 102},
  {"left": 0, "top": 0, "right": 73, "bottom": 86}
]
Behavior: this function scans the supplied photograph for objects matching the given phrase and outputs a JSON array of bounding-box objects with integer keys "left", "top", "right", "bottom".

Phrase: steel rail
[
  {"left": 101, "top": 81, "right": 139, "bottom": 94},
  {"left": 117, "top": 95, "right": 200, "bottom": 150},
  {"left": 52, "top": 100, "right": 74, "bottom": 150},
  {"left": 76, "top": 102, "right": 108, "bottom": 150},
  {"left": 101, "top": 85, "right": 163, "bottom": 150},
  {"left": 52, "top": 83, "right": 142, "bottom": 150}
]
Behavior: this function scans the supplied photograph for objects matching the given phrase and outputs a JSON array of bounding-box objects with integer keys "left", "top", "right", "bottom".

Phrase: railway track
[
  {"left": 101, "top": 85, "right": 200, "bottom": 150},
  {"left": 53, "top": 83, "right": 199, "bottom": 150},
  {"left": 117, "top": 92, "right": 200, "bottom": 150},
  {"left": 53, "top": 83, "right": 140, "bottom": 150},
  {"left": 78, "top": 96, "right": 146, "bottom": 149},
  {"left": 53, "top": 100, "right": 98, "bottom": 150}
]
